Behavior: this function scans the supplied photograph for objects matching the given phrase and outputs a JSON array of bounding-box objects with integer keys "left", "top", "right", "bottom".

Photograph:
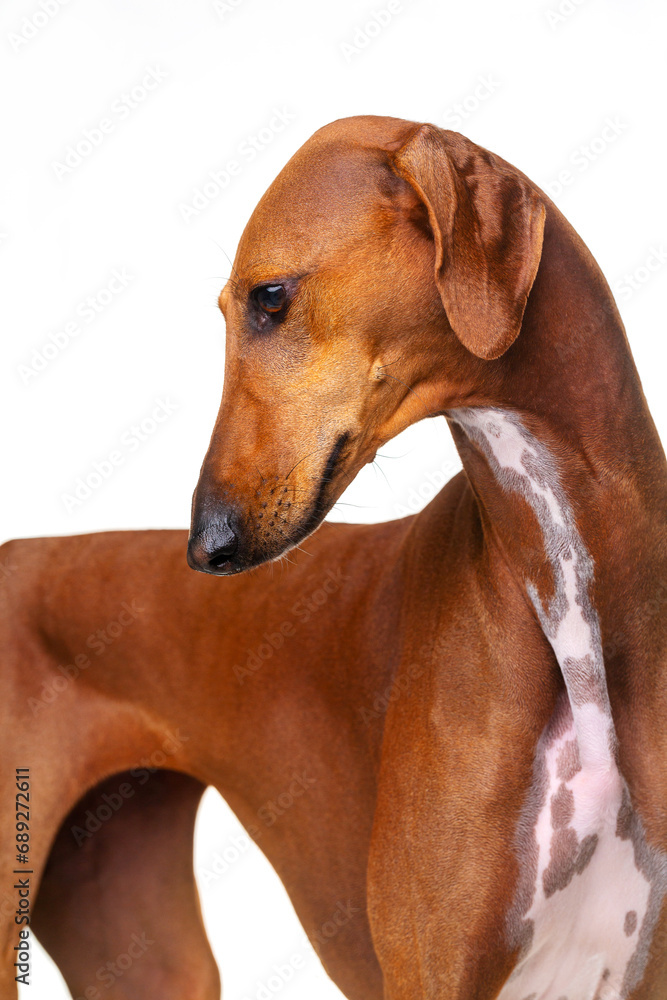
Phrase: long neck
[{"left": 444, "top": 206, "right": 667, "bottom": 763}]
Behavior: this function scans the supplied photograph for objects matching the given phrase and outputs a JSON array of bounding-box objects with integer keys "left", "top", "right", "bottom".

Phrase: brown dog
[{"left": 3, "top": 116, "right": 667, "bottom": 1000}]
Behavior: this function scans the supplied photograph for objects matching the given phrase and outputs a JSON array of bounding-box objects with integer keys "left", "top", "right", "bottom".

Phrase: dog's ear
[{"left": 390, "top": 124, "right": 546, "bottom": 360}]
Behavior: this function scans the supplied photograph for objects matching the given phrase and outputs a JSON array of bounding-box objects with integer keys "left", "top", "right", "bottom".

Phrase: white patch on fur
[
  {"left": 449, "top": 407, "right": 666, "bottom": 1000},
  {"left": 506, "top": 704, "right": 650, "bottom": 1000}
]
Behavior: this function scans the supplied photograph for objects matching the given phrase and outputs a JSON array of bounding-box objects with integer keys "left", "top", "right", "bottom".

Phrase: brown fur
[{"left": 3, "top": 116, "right": 667, "bottom": 998}]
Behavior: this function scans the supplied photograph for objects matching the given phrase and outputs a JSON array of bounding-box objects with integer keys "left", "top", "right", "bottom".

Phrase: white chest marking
[{"left": 450, "top": 407, "right": 667, "bottom": 1000}]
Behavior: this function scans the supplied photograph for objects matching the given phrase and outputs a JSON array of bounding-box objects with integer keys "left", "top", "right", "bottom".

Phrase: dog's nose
[{"left": 187, "top": 513, "right": 239, "bottom": 575}]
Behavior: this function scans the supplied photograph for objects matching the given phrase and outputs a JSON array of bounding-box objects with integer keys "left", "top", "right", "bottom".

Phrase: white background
[{"left": 2, "top": 0, "right": 666, "bottom": 997}]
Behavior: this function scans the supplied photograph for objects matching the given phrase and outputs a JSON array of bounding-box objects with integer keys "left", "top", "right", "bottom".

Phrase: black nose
[{"left": 187, "top": 514, "right": 239, "bottom": 575}]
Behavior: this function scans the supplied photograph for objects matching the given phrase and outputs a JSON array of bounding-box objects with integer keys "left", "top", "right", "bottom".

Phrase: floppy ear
[{"left": 390, "top": 124, "right": 546, "bottom": 360}]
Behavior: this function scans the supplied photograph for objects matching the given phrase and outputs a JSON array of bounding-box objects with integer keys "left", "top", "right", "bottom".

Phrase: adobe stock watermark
[
  {"left": 545, "top": 0, "right": 588, "bottom": 29},
  {"left": 0, "top": 552, "right": 19, "bottom": 581},
  {"left": 241, "top": 951, "right": 308, "bottom": 1000},
  {"left": 249, "top": 771, "right": 317, "bottom": 834},
  {"left": 393, "top": 459, "right": 460, "bottom": 516},
  {"left": 18, "top": 268, "right": 134, "bottom": 385},
  {"left": 555, "top": 243, "right": 667, "bottom": 360},
  {"left": 233, "top": 566, "right": 350, "bottom": 684},
  {"left": 310, "top": 900, "right": 360, "bottom": 951},
  {"left": 613, "top": 246, "right": 667, "bottom": 305},
  {"left": 198, "top": 771, "right": 317, "bottom": 889},
  {"left": 440, "top": 74, "right": 501, "bottom": 129},
  {"left": 70, "top": 729, "right": 190, "bottom": 847},
  {"left": 7, "top": 0, "right": 73, "bottom": 53},
  {"left": 339, "top": 0, "right": 403, "bottom": 63},
  {"left": 240, "top": 902, "right": 359, "bottom": 1000},
  {"left": 27, "top": 600, "right": 145, "bottom": 716},
  {"left": 358, "top": 641, "right": 433, "bottom": 726},
  {"left": 178, "top": 107, "right": 296, "bottom": 223},
  {"left": 61, "top": 396, "right": 179, "bottom": 514},
  {"left": 603, "top": 580, "right": 667, "bottom": 665},
  {"left": 72, "top": 932, "right": 154, "bottom": 1000},
  {"left": 198, "top": 831, "right": 253, "bottom": 888},
  {"left": 51, "top": 66, "right": 168, "bottom": 180},
  {"left": 212, "top": 0, "right": 250, "bottom": 18},
  {"left": 544, "top": 116, "right": 628, "bottom": 200}
]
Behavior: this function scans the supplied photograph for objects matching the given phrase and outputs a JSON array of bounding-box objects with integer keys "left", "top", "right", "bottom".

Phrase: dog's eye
[{"left": 253, "top": 284, "right": 286, "bottom": 314}]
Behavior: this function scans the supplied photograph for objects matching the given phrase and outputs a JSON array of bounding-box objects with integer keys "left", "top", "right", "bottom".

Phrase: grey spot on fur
[
  {"left": 576, "top": 834, "right": 599, "bottom": 875},
  {"left": 551, "top": 783, "right": 574, "bottom": 829},
  {"left": 616, "top": 787, "right": 633, "bottom": 841},
  {"left": 543, "top": 827, "right": 578, "bottom": 897},
  {"left": 618, "top": 786, "right": 667, "bottom": 995},
  {"left": 542, "top": 830, "right": 598, "bottom": 898},
  {"left": 450, "top": 408, "right": 612, "bottom": 720},
  {"left": 503, "top": 694, "right": 573, "bottom": 957},
  {"left": 556, "top": 739, "right": 581, "bottom": 781},
  {"left": 449, "top": 408, "right": 667, "bottom": 993},
  {"left": 624, "top": 910, "right": 638, "bottom": 936},
  {"left": 562, "top": 654, "right": 605, "bottom": 707}
]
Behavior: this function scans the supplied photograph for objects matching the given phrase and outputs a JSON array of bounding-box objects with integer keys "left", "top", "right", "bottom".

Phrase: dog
[{"left": 3, "top": 115, "right": 667, "bottom": 1000}]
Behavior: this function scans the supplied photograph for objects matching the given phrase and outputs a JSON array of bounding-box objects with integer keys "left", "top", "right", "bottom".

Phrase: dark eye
[{"left": 253, "top": 284, "right": 286, "bottom": 314}]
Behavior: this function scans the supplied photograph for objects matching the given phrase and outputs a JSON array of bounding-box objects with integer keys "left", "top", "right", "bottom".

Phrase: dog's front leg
[{"left": 32, "top": 769, "right": 220, "bottom": 1000}]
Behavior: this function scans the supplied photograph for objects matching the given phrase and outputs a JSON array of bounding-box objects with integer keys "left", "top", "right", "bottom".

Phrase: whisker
[
  {"left": 292, "top": 542, "right": 314, "bottom": 559},
  {"left": 212, "top": 241, "right": 242, "bottom": 283},
  {"left": 372, "top": 460, "right": 393, "bottom": 492},
  {"left": 206, "top": 274, "right": 244, "bottom": 295},
  {"left": 285, "top": 444, "right": 331, "bottom": 480},
  {"left": 377, "top": 357, "right": 406, "bottom": 370},
  {"left": 378, "top": 371, "right": 427, "bottom": 408}
]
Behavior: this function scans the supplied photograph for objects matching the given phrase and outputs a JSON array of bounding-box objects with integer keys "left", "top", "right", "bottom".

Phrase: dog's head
[{"left": 188, "top": 116, "right": 545, "bottom": 575}]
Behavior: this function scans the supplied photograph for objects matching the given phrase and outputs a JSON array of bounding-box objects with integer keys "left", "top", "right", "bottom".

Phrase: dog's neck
[
  {"left": 449, "top": 405, "right": 617, "bottom": 771},
  {"left": 443, "top": 208, "right": 667, "bottom": 729},
  {"left": 437, "top": 209, "right": 667, "bottom": 998}
]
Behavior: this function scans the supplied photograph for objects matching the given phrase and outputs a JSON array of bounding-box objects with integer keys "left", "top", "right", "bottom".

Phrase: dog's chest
[
  {"left": 449, "top": 407, "right": 667, "bottom": 1000},
  {"left": 498, "top": 698, "right": 652, "bottom": 1000}
]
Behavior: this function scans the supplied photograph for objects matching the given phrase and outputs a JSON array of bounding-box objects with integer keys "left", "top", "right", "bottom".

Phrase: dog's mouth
[
  {"left": 188, "top": 431, "right": 354, "bottom": 577},
  {"left": 284, "top": 431, "right": 351, "bottom": 547}
]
